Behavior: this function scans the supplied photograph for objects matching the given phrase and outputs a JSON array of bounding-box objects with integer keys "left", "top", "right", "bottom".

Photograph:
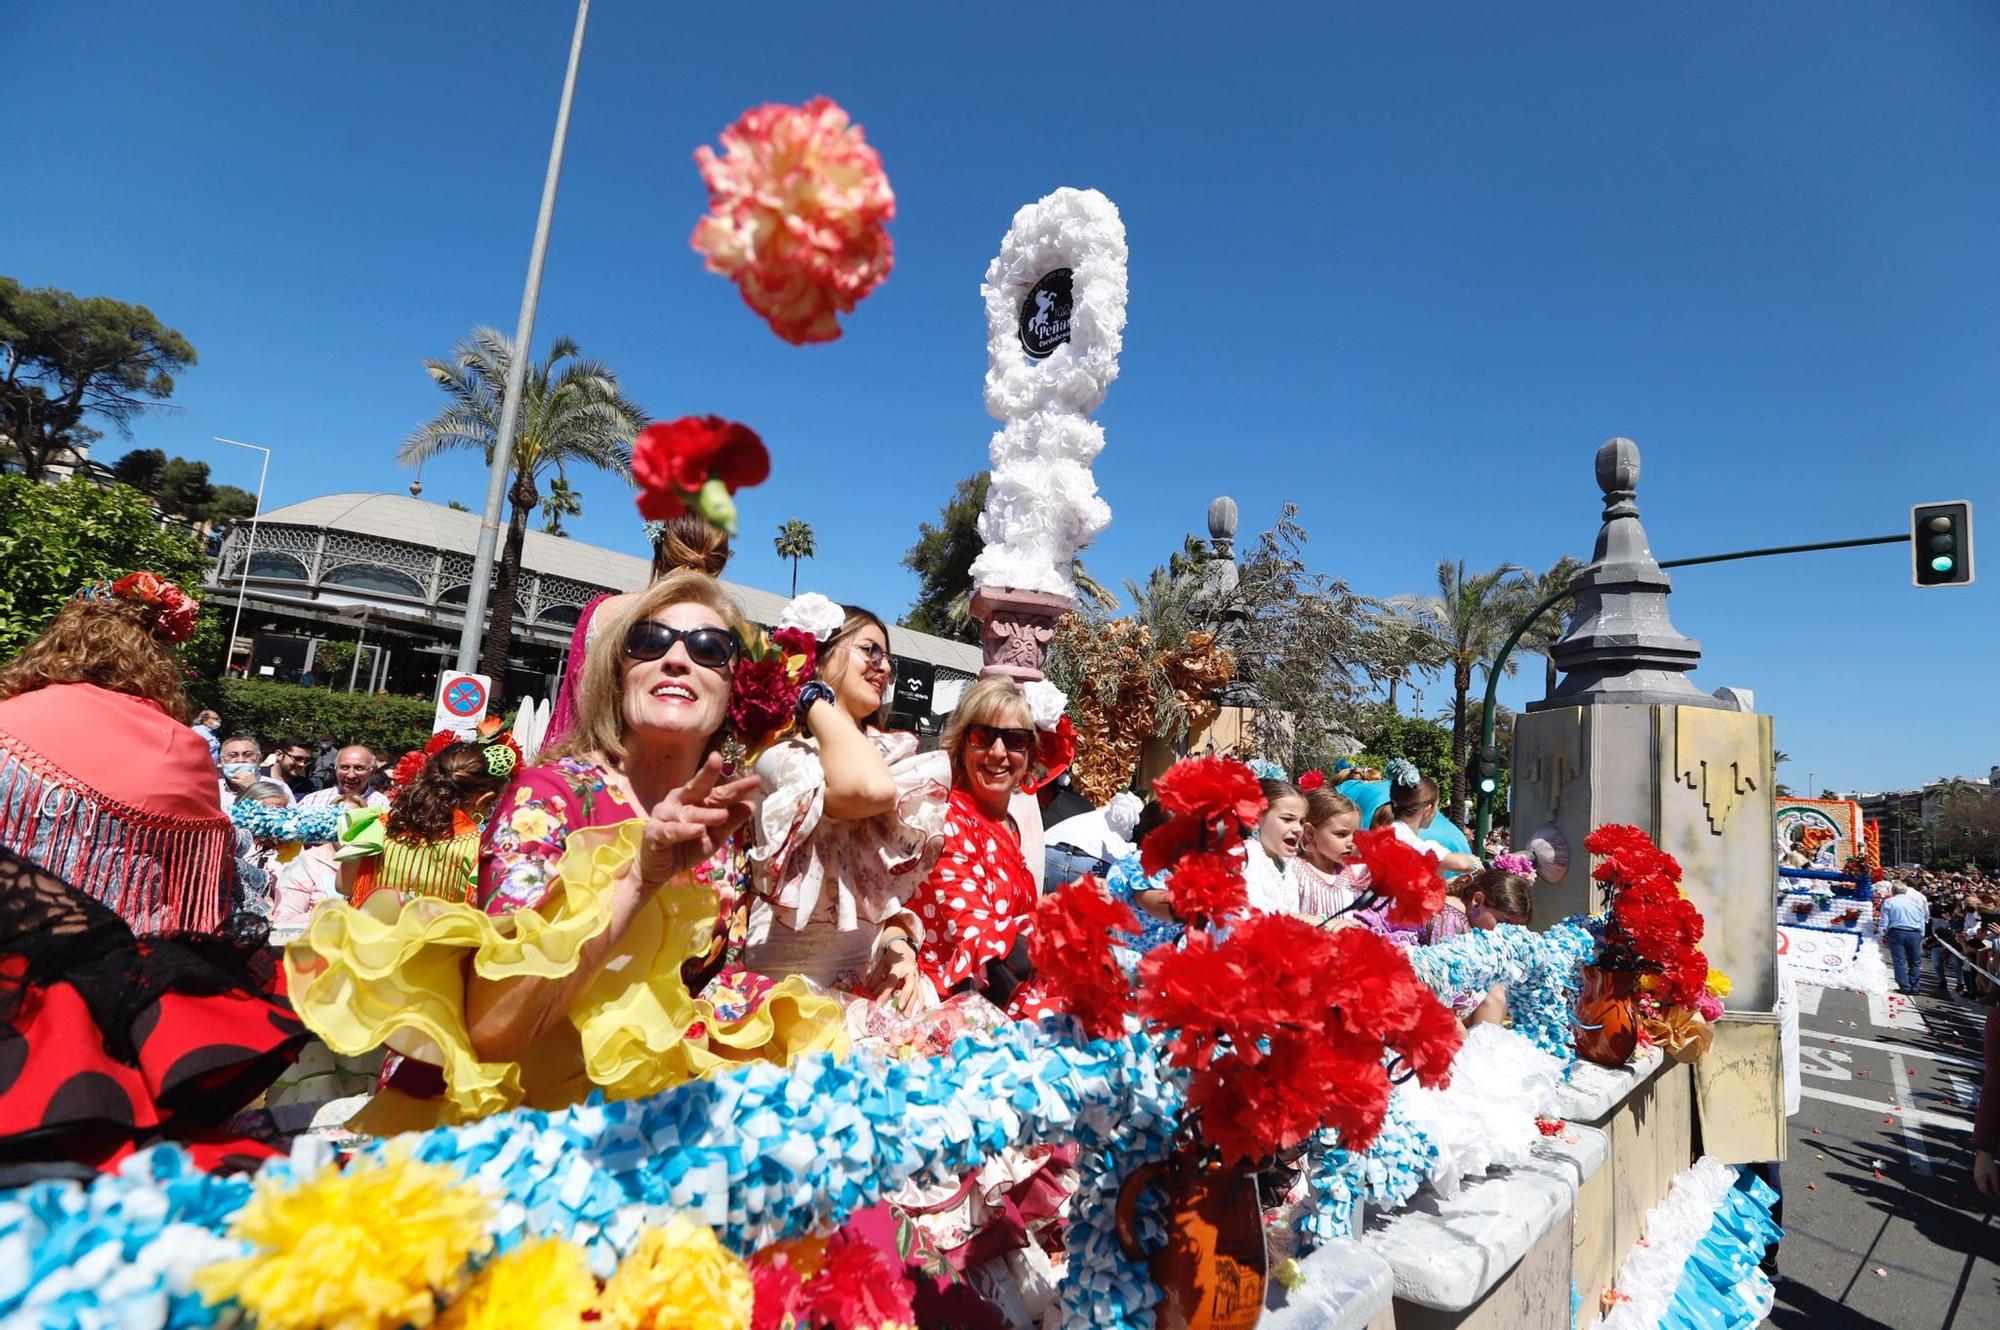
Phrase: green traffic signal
[{"left": 1911, "top": 501, "right": 1974, "bottom": 587}]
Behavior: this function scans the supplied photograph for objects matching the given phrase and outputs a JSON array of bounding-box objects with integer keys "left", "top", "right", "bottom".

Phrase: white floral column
[{"left": 968, "top": 187, "right": 1128, "bottom": 680}]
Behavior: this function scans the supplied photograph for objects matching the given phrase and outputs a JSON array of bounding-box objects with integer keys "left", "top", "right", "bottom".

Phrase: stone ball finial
[
  {"left": 1596, "top": 438, "right": 1640, "bottom": 495},
  {"left": 1207, "top": 495, "right": 1240, "bottom": 542}
]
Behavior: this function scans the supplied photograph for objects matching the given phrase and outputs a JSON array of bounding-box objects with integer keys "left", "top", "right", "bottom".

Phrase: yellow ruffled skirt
[{"left": 283, "top": 820, "right": 847, "bottom": 1132}]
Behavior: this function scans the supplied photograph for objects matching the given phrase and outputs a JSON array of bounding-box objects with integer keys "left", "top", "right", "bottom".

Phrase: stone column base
[{"left": 969, "top": 585, "right": 1074, "bottom": 682}]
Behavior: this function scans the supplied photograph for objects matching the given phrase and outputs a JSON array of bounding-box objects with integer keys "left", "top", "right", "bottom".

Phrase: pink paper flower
[{"left": 691, "top": 97, "right": 895, "bottom": 345}]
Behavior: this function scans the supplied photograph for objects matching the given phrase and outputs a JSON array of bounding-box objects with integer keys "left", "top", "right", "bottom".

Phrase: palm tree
[
  {"left": 773, "top": 518, "right": 816, "bottom": 596},
  {"left": 402, "top": 328, "right": 644, "bottom": 681},
  {"left": 1521, "top": 555, "right": 1584, "bottom": 699},
  {"left": 540, "top": 475, "right": 583, "bottom": 536},
  {"left": 1390, "top": 560, "right": 1533, "bottom": 824},
  {"left": 1373, "top": 603, "right": 1446, "bottom": 711},
  {"left": 1772, "top": 749, "right": 1793, "bottom": 799}
]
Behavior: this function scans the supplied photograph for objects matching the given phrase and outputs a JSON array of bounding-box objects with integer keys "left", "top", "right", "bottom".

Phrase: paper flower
[
  {"left": 692, "top": 97, "right": 895, "bottom": 345},
  {"left": 776, "top": 591, "right": 845, "bottom": 641},
  {"left": 1297, "top": 769, "right": 1326, "bottom": 793},
  {"left": 434, "top": 1239, "right": 598, "bottom": 1330},
  {"left": 195, "top": 1152, "right": 494, "bottom": 1330},
  {"left": 1384, "top": 758, "right": 1420, "bottom": 790},
  {"left": 1020, "top": 679, "right": 1069, "bottom": 731},
  {"left": 598, "top": 1217, "right": 754, "bottom": 1330},
  {"left": 633, "top": 416, "right": 771, "bottom": 535},
  {"left": 1352, "top": 826, "right": 1448, "bottom": 927},
  {"left": 1152, "top": 755, "right": 1266, "bottom": 835},
  {"left": 1028, "top": 876, "right": 1138, "bottom": 1039},
  {"left": 798, "top": 1232, "right": 916, "bottom": 1330}
]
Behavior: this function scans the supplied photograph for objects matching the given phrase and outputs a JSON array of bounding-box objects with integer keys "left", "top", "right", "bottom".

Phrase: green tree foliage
[
  {"left": 402, "top": 328, "right": 645, "bottom": 680},
  {"left": 1389, "top": 560, "right": 1533, "bottom": 824},
  {"left": 312, "top": 638, "right": 361, "bottom": 688},
  {"left": 1522, "top": 555, "right": 1584, "bottom": 699},
  {"left": 540, "top": 475, "right": 583, "bottom": 536},
  {"left": 774, "top": 518, "right": 816, "bottom": 597},
  {"left": 206, "top": 484, "right": 258, "bottom": 526},
  {"left": 902, "top": 473, "right": 989, "bottom": 642},
  {"left": 0, "top": 277, "right": 197, "bottom": 480},
  {"left": 156, "top": 456, "right": 214, "bottom": 520},
  {"left": 0, "top": 476, "right": 216, "bottom": 666},
  {"left": 1926, "top": 782, "right": 2000, "bottom": 872},
  {"left": 186, "top": 678, "right": 438, "bottom": 757},
  {"left": 111, "top": 447, "right": 167, "bottom": 493}
]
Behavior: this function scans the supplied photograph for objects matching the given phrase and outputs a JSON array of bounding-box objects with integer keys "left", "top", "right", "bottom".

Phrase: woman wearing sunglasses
[
  {"left": 285, "top": 570, "right": 841, "bottom": 1132},
  {"left": 904, "top": 677, "right": 1060, "bottom": 1022},
  {"left": 747, "top": 600, "right": 949, "bottom": 1018}
]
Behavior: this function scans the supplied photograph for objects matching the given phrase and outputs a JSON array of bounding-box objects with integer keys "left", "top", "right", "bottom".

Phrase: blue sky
[{"left": 6, "top": 2, "right": 1995, "bottom": 794}]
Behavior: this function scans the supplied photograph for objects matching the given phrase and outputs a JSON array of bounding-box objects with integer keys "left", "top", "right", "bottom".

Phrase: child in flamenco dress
[{"left": 334, "top": 726, "right": 519, "bottom": 909}]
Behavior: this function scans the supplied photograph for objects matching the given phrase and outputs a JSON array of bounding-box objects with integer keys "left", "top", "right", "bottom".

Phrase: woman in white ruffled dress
[{"left": 748, "top": 597, "right": 954, "bottom": 1034}]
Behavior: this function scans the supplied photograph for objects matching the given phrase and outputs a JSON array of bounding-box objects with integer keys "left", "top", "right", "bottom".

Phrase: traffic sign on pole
[{"left": 434, "top": 670, "right": 492, "bottom": 739}]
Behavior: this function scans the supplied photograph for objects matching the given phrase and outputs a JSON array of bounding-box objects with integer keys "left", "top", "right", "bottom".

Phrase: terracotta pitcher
[
  {"left": 1115, "top": 1147, "right": 1267, "bottom": 1330},
  {"left": 1573, "top": 964, "right": 1640, "bottom": 1067}
]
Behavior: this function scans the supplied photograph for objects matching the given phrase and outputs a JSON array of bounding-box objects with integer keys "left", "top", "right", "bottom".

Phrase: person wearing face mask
[
  {"left": 218, "top": 735, "right": 277, "bottom": 806},
  {"left": 904, "top": 678, "right": 1059, "bottom": 1021},
  {"left": 747, "top": 598, "right": 948, "bottom": 1012},
  {"left": 283, "top": 570, "right": 841, "bottom": 1132}
]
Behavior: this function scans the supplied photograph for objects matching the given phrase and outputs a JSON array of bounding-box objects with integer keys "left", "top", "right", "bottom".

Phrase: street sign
[{"left": 434, "top": 670, "right": 491, "bottom": 739}]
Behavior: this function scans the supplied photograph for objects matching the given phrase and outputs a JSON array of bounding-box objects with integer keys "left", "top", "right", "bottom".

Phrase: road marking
[
  {"left": 1868, "top": 991, "right": 1928, "bottom": 1032},
  {"left": 1888, "top": 1053, "right": 1933, "bottom": 1176},
  {"left": 1800, "top": 1030, "right": 1982, "bottom": 1071},
  {"left": 1795, "top": 983, "right": 1824, "bottom": 1016},
  {"left": 1799, "top": 1086, "right": 1971, "bottom": 1132},
  {"left": 1946, "top": 1073, "right": 1979, "bottom": 1115},
  {"left": 1799, "top": 1045, "right": 1853, "bottom": 1081}
]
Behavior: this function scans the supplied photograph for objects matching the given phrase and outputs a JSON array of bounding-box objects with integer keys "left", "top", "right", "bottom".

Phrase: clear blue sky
[{"left": 6, "top": 2, "right": 1995, "bottom": 795}]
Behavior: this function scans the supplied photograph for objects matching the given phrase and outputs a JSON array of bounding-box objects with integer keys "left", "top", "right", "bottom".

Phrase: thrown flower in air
[
  {"left": 632, "top": 415, "right": 771, "bottom": 535},
  {"left": 691, "top": 96, "right": 895, "bottom": 345}
]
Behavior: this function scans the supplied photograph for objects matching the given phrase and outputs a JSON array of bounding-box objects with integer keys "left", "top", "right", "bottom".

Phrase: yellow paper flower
[
  {"left": 1706, "top": 968, "right": 1732, "bottom": 999},
  {"left": 196, "top": 1151, "right": 493, "bottom": 1330},
  {"left": 598, "top": 1218, "right": 753, "bottom": 1330},
  {"left": 435, "top": 1238, "right": 598, "bottom": 1330}
]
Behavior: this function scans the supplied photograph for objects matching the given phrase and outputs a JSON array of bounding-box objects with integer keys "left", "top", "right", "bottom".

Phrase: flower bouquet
[
  {"left": 1809, "top": 885, "right": 1835, "bottom": 914},
  {"left": 1578, "top": 825, "right": 1722, "bottom": 1067},
  {"left": 1790, "top": 897, "right": 1815, "bottom": 918},
  {"left": 1031, "top": 756, "right": 1462, "bottom": 1329},
  {"left": 723, "top": 624, "right": 817, "bottom": 763},
  {"left": 1839, "top": 905, "right": 1863, "bottom": 927}
]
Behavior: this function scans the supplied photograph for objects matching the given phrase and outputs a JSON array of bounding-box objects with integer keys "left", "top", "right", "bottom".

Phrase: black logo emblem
[{"left": 1018, "top": 268, "right": 1074, "bottom": 359}]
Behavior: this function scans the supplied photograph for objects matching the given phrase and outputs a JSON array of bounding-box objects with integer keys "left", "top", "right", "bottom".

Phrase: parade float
[
  {"left": 0, "top": 106, "right": 1786, "bottom": 1330},
  {"left": 1772, "top": 797, "right": 1890, "bottom": 995}
]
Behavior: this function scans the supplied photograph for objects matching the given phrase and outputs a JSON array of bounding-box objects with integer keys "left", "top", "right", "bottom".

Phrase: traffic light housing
[
  {"left": 1475, "top": 744, "right": 1500, "bottom": 796},
  {"left": 1911, "top": 501, "right": 1974, "bottom": 587}
]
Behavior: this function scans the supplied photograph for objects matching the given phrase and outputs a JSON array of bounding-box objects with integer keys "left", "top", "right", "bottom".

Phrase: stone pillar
[
  {"left": 969, "top": 586, "right": 1072, "bottom": 682},
  {"left": 1514, "top": 440, "right": 1777, "bottom": 1012}
]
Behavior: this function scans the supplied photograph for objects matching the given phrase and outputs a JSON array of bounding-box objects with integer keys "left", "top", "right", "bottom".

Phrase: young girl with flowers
[
  {"left": 1372, "top": 760, "right": 1483, "bottom": 875},
  {"left": 1244, "top": 777, "right": 1306, "bottom": 914},
  {"left": 335, "top": 733, "right": 517, "bottom": 909}
]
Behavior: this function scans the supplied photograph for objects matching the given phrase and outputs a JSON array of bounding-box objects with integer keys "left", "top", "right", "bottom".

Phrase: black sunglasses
[
  {"left": 967, "top": 723, "right": 1035, "bottom": 755},
  {"left": 622, "top": 620, "right": 740, "bottom": 670},
  {"left": 847, "top": 639, "right": 890, "bottom": 667}
]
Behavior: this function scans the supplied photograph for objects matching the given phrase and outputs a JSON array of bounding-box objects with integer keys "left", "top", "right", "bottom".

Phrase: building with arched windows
[{"left": 206, "top": 492, "right": 979, "bottom": 726}]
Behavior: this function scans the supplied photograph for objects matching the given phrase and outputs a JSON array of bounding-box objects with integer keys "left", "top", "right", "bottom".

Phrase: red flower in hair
[
  {"left": 1029, "top": 877, "right": 1138, "bottom": 1039},
  {"left": 1021, "top": 715, "right": 1077, "bottom": 795},
  {"left": 109, "top": 571, "right": 200, "bottom": 644},
  {"left": 1351, "top": 826, "right": 1448, "bottom": 926},
  {"left": 632, "top": 415, "right": 771, "bottom": 528},
  {"left": 797, "top": 1230, "right": 917, "bottom": 1330},
  {"left": 1297, "top": 769, "right": 1326, "bottom": 793},
  {"left": 1153, "top": 756, "right": 1266, "bottom": 834},
  {"left": 1165, "top": 847, "right": 1249, "bottom": 925}
]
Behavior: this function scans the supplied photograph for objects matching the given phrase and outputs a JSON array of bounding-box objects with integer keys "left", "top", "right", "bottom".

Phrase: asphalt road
[{"left": 1765, "top": 969, "right": 1996, "bottom": 1330}]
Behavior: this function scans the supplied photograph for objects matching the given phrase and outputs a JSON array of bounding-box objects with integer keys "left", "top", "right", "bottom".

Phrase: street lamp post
[
  {"left": 212, "top": 436, "right": 271, "bottom": 677},
  {"left": 455, "top": 0, "right": 593, "bottom": 674}
]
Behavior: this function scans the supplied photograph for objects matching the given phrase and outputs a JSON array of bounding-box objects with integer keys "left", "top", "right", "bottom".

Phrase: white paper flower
[
  {"left": 777, "top": 591, "right": 845, "bottom": 641},
  {"left": 983, "top": 188, "right": 1129, "bottom": 419},
  {"left": 1105, "top": 791, "right": 1144, "bottom": 840},
  {"left": 1021, "top": 680, "right": 1069, "bottom": 731}
]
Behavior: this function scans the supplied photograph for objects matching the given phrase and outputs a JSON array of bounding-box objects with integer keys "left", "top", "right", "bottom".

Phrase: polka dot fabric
[{"left": 907, "top": 790, "right": 1058, "bottom": 1020}]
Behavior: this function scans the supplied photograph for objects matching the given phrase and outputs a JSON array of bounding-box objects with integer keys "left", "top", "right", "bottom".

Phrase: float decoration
[
  {"left": 1580, "top": 824, "right": 1719, "bottom": 1067},
  {"left": 970, "top": 188, "right": 1127, "bottom": 680},
  {"left": 691, "top": 97, "right": 895, "bottom": 346}
]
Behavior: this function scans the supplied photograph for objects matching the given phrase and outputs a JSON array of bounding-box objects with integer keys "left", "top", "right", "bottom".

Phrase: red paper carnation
[
  {"left": 798, "top": 1231, "right": 917, "bottom": 1330},
  {"left": 1164, "top": 847, "right": 1249, "bottom": 925},
  {"left": 749, "top": 1248, "right": 809, "bottom": 1330},
  {"left": 1021, "top": 715, "right": 1077, "bottom": 795},
  {"left": 1297, "top": 769, "right": 1326, "bottom": 793},
  {"left": 1029, "top": 877, "right": 1138, "bottom": 1039},
  {"left": 1352, "top": 826, "right": 1448, "bottom": 926},
  {"left": 632, "top": 415, "right": 771, "bottom": 532},
  {"left": 691, "top": 97, "right": 895, "bottom": 346},
  {"left": 1153, "top": 756, "right": 1267, "bottom": 834},
  {"left": 1139, "top": 812, "right": 1207, "bottom": 879}
]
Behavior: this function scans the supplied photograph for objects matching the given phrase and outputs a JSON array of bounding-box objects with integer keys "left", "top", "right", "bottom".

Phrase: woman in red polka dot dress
[{"left": 906, "top": 678, "right": 1060, "bottom": 1022}]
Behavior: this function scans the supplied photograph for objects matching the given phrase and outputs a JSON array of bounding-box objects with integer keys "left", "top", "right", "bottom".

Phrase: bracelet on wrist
[{"left": 795, "top": 679, "right": 837, "bottom": 726}]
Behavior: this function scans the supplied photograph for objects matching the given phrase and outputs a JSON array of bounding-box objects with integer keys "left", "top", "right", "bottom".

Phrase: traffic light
[
  {"left": 1475, "top": 744, "right": 1500, "bottom": 796},
  {"left": 1910, "top": 501, "right": 1974, "bottom": 587}
]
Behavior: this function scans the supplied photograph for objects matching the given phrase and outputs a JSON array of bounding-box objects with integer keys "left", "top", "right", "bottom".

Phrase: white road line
[
  {"left": 1796, "top": 983, "right": 1824, "bottom": 1015},
  {"left": 1868, "top": 991, "right": 1928, "bottom": 1032},
  {"left": 1799, "top": 1086, "right": 1971, "bottom": 1132},
  {"left": 1799, "top": 1030, "right": 1983, "bottom": 1071},
  {"left": 1889, "top": 1053, "right": 1934, "bottom": 1177},
  {"left": 1946, "top": 1073, "right": 1980, "bottom": 1116}
]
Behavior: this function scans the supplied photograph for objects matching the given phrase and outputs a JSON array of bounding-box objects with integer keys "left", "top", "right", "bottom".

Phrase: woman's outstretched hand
[{"left": 637, "top": 753, "right": 761, "bottom": 890}]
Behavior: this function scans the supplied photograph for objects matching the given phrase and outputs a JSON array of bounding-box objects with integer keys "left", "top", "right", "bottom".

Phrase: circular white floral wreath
[{"left": 982, "top": 188, "right": 1129, "bottom": 420}]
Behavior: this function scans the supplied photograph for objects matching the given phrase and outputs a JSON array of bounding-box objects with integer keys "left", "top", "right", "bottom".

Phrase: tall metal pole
[
  {"left": 213, "top": 436, "right": 271, "bottom": 678},
  {"left": 455, "top": 0, "right": 593, "bottom": 673}
]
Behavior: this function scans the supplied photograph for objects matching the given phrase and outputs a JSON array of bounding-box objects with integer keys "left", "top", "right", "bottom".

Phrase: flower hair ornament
[
  {"left": 1018, "top": 681, "right": 1076, "bottom": 794},
  {"left": 1245, "top": 757, "right": 1287, "bottom": 782},
  {"left": 775, "top": 591, "right": 845, "bottom": 642},
  {"left": 77, "top": 571, "right": 200, "bottom": 645},
  {"left": 1384, "top": 757, "right": 1422, "bottom": 790},
  {"left": 724, "top": 622, "right": 818, "bottom": 764},
  {"left": 392, "top": 720, "right": 522, "bottom": 788},
  {"left": 1492, "top": 851, "right": 1537, "bottom": 879},
  {"left": 1297, "top": 769, "right": 1327, "bottom": 793}
]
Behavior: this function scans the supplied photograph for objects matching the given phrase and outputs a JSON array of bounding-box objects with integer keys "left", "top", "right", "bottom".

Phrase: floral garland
[
  {"left": 970, "top": 187, "right": 1126, "bottom": 601},
  {"left": 228, "top": 800, "right": 340, "bottom": 845},
  {"left": 1402, "top": 920, "right": 1599, "bottom": 1061}
]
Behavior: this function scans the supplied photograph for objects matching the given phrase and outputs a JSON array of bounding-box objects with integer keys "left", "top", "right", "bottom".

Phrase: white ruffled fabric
[
  {"left": 1589, "top": 1157, "right": 1769, "bottom": 1330},
  {"left": 750, "top": 733, "right": 950, "bottom": 935},
  {"left": 1394, "top": 1023, "right": 1565, "bottom": 1199}
]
